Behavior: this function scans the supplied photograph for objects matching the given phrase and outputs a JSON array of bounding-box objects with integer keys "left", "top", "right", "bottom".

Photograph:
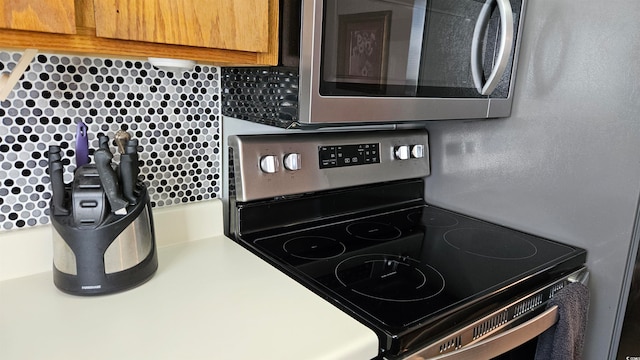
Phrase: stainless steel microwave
[{"left": 222, "top": 0, "right": 528, "bottom": 128}]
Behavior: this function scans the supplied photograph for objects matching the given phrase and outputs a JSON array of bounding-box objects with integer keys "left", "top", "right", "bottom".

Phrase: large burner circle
[
  {"left": 407, "top": 209, "right": 459, "bottom": 227},
  {"left": 443, "top": 228, "right": 538, "bottom": 260},
  {"left": 346, "top": 222, "right": 402, "bottom": 241},
  {"left": 283, "top": 236, "right": 346, "bottom": 260},
  {"left": 335, "top": 254, "right": 445, "bottom": 302}
]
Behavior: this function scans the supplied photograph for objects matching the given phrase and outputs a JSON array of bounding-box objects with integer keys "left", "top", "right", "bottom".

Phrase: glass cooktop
[{"left": 243, "top": 205, "right": 584, "bottom": 331}]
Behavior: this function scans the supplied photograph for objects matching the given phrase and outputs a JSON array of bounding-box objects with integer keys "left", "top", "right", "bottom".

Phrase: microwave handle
[
  {"left": 408, "top": 305, "right": 558, "bottom": 360},
  {"left": 471, "top": 0, "right": 515, "bottom": 96}
]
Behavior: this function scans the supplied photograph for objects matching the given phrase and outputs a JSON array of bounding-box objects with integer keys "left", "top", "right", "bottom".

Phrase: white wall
[{"left": 423, "top": 1, "right": 640, "bottom": 359}]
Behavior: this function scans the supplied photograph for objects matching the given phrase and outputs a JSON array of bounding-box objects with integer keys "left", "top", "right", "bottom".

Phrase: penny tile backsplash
[{"left": 0, "top": 51, "right": 222, "bottom": 231}]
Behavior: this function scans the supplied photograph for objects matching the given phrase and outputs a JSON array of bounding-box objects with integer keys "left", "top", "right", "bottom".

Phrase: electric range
[{"left": 227, "top": 130, "right": 587, "bottom": 359}]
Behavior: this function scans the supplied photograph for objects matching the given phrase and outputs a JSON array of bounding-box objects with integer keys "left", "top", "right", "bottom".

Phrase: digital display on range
[{"left": 318, "top": 143, "right": 380, "bottom": 169}]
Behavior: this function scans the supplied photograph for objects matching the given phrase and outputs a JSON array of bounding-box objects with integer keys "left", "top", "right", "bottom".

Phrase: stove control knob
[
  {"left": 394, "top": 145, "right": 410, "bottom": 160},
  {"left": 411, "top": 144, "right": 425, "bottom": 159},
  {"left": 259, "top": 155, "right": 279, "bottom": 174},
  {"left": 283, "top": 153, "right": 301, "bottom": 171}
]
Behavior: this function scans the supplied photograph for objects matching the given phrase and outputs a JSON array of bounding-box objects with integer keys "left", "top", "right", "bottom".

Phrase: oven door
[{"left": 403, "top": 268, "right": 589, "bottom": 360}]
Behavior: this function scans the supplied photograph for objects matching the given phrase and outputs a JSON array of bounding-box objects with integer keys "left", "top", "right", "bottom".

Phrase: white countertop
[{"left": 0, "top": 201, "right": 379, "bottom": 360}]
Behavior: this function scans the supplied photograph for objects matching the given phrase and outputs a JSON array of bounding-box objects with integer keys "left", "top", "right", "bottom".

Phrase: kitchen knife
[
  {"left": 126, "top": 139, "right": 140, "bottom": 186},
  {"left": 75, "top": 121, "right": 90, "bottom": 168},
  {"left": 114, "top": 130, "right": 134, "bottom": 203},
  {"left": 48, "top": 145, "right": 61, "bottom": 165},
  {"left": 114, "top": 130, "right": 131, "bottom": 155},
  {"left": 98, "top": 134, "right": 110, "bottom": 151},
  {"left": 119, "top": 152, "right": 138, "bottom": 205},
  {"left": 94, "top": 148, "right": 129, "bottom": 215},
  {"left": 48, "top": 146, "right": 69, "bottom": 216}
]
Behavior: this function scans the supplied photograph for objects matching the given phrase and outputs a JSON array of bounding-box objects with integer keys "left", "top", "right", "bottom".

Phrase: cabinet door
[
  {"left": 94, "top": 0, "right": 270, "bottom": 53},
  {"left": 0, "top": 0, "right": 76, "bottom": 34}
]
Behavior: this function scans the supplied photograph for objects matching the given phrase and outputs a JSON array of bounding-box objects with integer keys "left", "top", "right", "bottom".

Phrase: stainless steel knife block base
[{"left": 51, "top": 186, "right": 158, "bottom": 296}]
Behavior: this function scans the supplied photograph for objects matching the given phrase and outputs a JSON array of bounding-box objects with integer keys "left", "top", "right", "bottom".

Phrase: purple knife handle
[{"left": 75, "top": 121, "right": 90, "bottom": 167}]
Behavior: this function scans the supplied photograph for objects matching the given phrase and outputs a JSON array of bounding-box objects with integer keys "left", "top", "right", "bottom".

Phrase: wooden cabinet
[
  {"left": 0, "top": 0, "right": 76, "bottom": 34},
  {"left": 0, "top": 0, "right": 278, "bottom": 66},
  {"left": 94, "top": 0, "right": 269, "bottom": 53}
]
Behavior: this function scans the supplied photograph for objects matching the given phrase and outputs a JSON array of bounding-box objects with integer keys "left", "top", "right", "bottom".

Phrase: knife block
[{"left": 50, "top": 184, "right": 158, "bottom": 296}]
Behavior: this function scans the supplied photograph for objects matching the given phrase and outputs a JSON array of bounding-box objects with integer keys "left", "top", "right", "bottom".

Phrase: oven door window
[{"left": 319, "top": 0, "right": 521, "bottom": 98}]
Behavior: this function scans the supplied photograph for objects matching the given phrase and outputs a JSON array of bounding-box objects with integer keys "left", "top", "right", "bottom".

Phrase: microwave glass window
[{"left": 320, "top": 0, "right": 520, "bottom": 98}]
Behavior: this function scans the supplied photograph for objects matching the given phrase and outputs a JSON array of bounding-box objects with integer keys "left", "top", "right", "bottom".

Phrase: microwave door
[
  {"left": 418, "top": 0, "right": 492, "bottom": 98},
  {"left": 296, "top": 0, "right": 526, "bottom": 124},
  {"left": 320, "top": 0, "right": 509, "bottom": 99},
  {"left": 320, "top": 0, "right": 424, "bottom": 97},
  {"left": 304, "top": 0, "right": 491, "bottom": 123},
  {"left": 418, "top": 0, "right": 515, "bottom": 98},
  {"left": 404, "top": 0, "right": 427, "bottom": 97}
]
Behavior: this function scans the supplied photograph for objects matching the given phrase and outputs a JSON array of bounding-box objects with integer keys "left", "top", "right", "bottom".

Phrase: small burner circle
[
  {"left": 346, "top": 222, "right": 402, "bottom": 241},
  {"left": 335, "top": 254, "right": 445, "bottom": 302},
  {"left": 443, "top": 228, "right": 538, "bottom": 260},
  {"left": 283, "top": 236, "right": 346, "bottom": 260},
  {"left": 407, "top": 208, "right": 459, "bottom": 227}
]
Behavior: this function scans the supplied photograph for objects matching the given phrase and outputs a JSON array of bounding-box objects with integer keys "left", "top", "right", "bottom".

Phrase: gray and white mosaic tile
[{"left": 0, "top": 51, "right": 222, "bottom": 231}]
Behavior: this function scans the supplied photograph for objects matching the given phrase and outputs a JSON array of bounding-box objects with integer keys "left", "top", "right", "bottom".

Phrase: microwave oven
[{"left": 222, "top": 0, "right": 528, "bottom": 128}]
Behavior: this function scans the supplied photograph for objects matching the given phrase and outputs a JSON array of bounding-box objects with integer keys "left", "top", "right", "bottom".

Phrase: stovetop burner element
[
  {"left": 346, "top": 222, "right": 402, "bottom": 241},
  {"left": 284, "top": 236, "right": 346, "bottom": 260},
  {"left": 444, "top": 228, "right": 538, "bottom": 260},
  {"left": 335, "top": 254, "right": 445, "bottom": 302}
]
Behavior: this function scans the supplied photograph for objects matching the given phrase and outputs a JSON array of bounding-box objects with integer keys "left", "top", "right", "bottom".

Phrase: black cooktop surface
[{"left": 243, "top": 205, "right": 584, "bottom": 331}]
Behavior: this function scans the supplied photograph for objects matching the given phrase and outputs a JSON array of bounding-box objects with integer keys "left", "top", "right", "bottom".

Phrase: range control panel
[
  {"left": 319, "top": 143, "right": 380, "bottom": 168},
  {"left": 229, "top": 130, "right": 430, "bottom": 202}
]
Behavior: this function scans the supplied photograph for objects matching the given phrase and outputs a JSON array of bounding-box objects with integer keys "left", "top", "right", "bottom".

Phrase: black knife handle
[
  {"left": 49, "top": 152, "right": 61, "bottom": 164},
  {"left": 126, "top": 139, "right": 141, "bottom": 194},
  {"left": 48, "top": 146, "right": 69, "bottom": 216},
  {"left": 125, "top": 138, "right": 138, "bottom": 154},
  {"left": 119, "top": 154, "right": 138, "bottom": 205},
  {"left": 98, "top": 134, "right": 110, "bottom": 151},
  {"left": 48, "top": 146, "right": 61, "bottom": 165},
  {"left": 50, "top": 161, "right": 69, "bottom": 216},
  {"left": 126, "top": 139, "right": 139, "bottom": 172},
  {"left": 94, "top": 148, "right": 129, "bottom": 214}
]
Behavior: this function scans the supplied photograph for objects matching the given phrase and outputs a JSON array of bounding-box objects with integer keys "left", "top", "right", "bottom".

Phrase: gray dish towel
[{"left": 534, "top": 282, "right": 590, "bottom": 360}]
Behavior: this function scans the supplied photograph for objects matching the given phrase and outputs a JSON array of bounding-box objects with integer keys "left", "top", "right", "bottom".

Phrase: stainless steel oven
[
  {"left": 222, "top": 0, "right": 528, "bottom": 128},
  {"left": 226, "top": 130, "right": 588, "bottom": 359}
]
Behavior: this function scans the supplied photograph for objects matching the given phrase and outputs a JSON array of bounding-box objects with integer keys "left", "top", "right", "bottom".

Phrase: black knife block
[{"left": 51, "top": 185, "right": 158, "bottom": 296}]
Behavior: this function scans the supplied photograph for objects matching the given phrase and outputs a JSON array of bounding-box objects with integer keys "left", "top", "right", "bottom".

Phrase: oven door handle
[{"left": 409, "top": 305, "right": 558, "bottom": 360}]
